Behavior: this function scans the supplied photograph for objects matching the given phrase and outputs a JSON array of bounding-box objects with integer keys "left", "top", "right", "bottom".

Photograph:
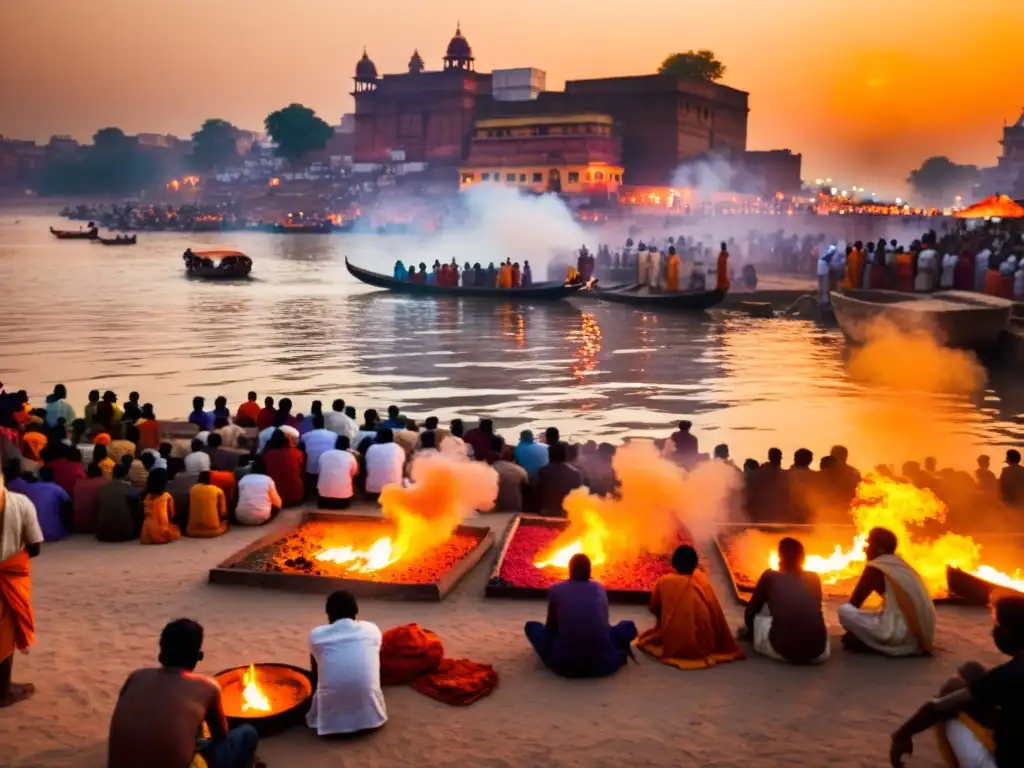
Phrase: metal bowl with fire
[
  {"left": 715, "top": 473, "right": 1024, "bottom": 606},
  {"left": 214, "top": 663, "right": 313, "bottom": 737},
  {"left": 210, "top": 453, "right": 497, "bottom": 600},
  {"left": 487, "top": 443, "right": 730, "bottom": 603}
]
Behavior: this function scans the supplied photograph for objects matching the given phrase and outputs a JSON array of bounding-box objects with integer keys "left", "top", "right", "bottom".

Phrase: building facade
[{"left": 459, "top": 114, "right": 623, "bottom": 196}]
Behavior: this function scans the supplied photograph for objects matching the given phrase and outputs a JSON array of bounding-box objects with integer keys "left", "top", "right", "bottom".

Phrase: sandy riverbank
[{"left": 1, "top": 505, "right": 1004, "bottom": 768}]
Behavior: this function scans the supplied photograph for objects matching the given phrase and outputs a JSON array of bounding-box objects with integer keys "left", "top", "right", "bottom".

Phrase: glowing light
[
  {"left": 315, "top": 537, "right": 397, "bottom": 572},
  {"left": 241, "top": 664, "right": 272, "bottom": 713},
  {"left": 533, "top": 509, "right": 610, "bottom": 570}
]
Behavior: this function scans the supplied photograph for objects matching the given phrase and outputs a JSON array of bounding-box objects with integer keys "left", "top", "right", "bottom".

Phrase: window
[
  {"left": 493, "top": 172, "right": 501, "bottom": 182},
  {"left": 461, "top": 173, "right": 474, "bottom": 184},
  {"left": 482, "top": 172, "right": 490, "bottom": 181},
  {"left": 614, "top": 173, "right": 621, "bottom": 182},
  {"left": 506, "top": 173, "right": 516, "bottom": 182},
  {"left": 568, "top": 171, "right": 580, "bottom": 184},
  {"left": 532, "top": 172, "right": 542, "bottom": 183},
  {"left": 585, "top": 172, "right": 592, "bottom": 182},
  {"left": 519, "top": 173, "right": 527, "bottom": 182},
  {"left": 595, "top": 172, "right": 604, "bottom": 181}
]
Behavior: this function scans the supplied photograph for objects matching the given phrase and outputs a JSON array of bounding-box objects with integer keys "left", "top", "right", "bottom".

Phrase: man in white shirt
[
  {"left": 915, "top": 240, "right": 938, "bottom": 292},
  {"left": 212, "top": 417, "right": 246, "bottom": 449},
  {"left": 258, "top": 425, "right": 298, "bottom": 453},
  {"left": 235, "top": 456, "right": 282, "bottom": 526},
  {"left": 324, "top": 399, "right": 358, "bottom": 443},
  {"left": 364, "top": 429, "right": 405, "bottom": 498},
  {"left": 300, "top": 416, "right": 339, "bottom": 479},
  {"left": 1, "top": 466, "right": 44, "bottom": 708},
  {"left": 307, "top": 590, "right": 387, "bottom": 736},
  {"left": 183, "top": 439, "right": 211, "bottom": 473},
  {"left": 317, "top": 436, "right": 359, "bottom": 509}
]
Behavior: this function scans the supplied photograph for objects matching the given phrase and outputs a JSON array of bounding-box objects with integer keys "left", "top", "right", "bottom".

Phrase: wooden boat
[
  {"left": 585, "top": 284, "right": 727, "bottom": 311},
  {"left": 98, "top": 235, "right": 137, "bottom": 246},
  {"left": 50, "top": 225, "right": 97, "bottom": 240},
  {"left": 831, "top": 289, "right": 1012, "bottom": 353},
  {"left": 184, "top": 249, "right": 252, "bottom": 280},
  {"left": 345, "top": 258, "right": 583, "bottom": 300}
]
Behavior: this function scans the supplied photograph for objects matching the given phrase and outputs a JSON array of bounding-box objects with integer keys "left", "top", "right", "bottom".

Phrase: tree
[
  {"left": 658, "top": 50, "right": 725, "bottom": 82},
  {"left": 191, "top": 118, "right": 240, "bottom": 172},
  {"left": 907, "top": 156, "right": 979, "bottom": 205},
  {"left": 264, "top": 103, "right": 333, "bottom": 165},
  {"left": 92, "top": 127, "right": 130, "bottom": 151}
]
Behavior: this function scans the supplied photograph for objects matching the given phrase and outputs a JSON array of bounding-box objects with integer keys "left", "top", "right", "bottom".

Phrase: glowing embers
[
  {"left": 209, "top": 512, "right": 494, "bottom": 601},
  {"left": 486, "top": 516, "right": 690, "bottom": 604}
]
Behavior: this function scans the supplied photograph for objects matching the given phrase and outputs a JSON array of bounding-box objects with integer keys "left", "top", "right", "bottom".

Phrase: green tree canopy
[
  {"left": 92, "top": 126, "right": 131, "bottom": 151},
  {"left": 264, "top": 104, "right": 333, "bottom": 165},
  {"left": 658, "top": 50, "right": 725, "bottom": 82},
  {"left": 907, "top": 156, "right": 979, "bottom": 205},
  {"left": 191, "top": 118, "right": 240, "bottom": 172}
]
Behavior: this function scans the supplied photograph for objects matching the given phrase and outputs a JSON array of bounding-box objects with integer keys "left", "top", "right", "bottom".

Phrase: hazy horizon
[{"left": 2, "top": 0, "right": 1021, "bottom": 196}]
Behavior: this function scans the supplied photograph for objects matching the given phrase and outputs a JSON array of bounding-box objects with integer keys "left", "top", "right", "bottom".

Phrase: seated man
[
  {"left": 741, "top": 537, "right": 829, "bottom": 664},
  {"left": 637, "top": 545, "right": 745, "bottom": 669},
  {"left": 307, "top": 590, "right": 387, "bottom": 736},
  {"left": 95, "top": 463, "right": 140, "bottom": 542},
  {"left": 838, "top": 527, "right": 936, "bottom": 657},
  {"left": 186, "top": 472, "right": 228, "bottom": 539},
  {"left": 535, "top": 442, "right": 582, "bottom": 517},
  {"left": 524, "top": 553, "right": 637, "bottom": 678},
  {"left": 889, "top": 594, "right": 1024, "bottom": 768},
  {"left": 108, "top": 619, "right": 261, "bottom": 768}
]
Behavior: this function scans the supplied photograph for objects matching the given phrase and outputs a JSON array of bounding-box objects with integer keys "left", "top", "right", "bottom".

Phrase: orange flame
[
  {"left": 241, "top": 664, "right": 272, "bottom": 713},
  {"left": 314, "top": 537, "right": 396, "bottom": 572}
]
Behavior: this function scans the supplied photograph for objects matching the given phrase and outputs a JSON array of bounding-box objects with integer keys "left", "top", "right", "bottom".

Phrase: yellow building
[{"left": 458, "top": 114, "right": 624, "bottom": 196}]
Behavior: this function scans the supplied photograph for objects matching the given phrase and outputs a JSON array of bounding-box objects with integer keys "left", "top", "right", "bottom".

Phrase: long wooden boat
[
  {"left": 585, "top": 284, "right": 727, "bottom": 311},
  {"left": 50, "top": 226, "right": 98, "bottom": 240},
  {"left": 831, "top": 288, "right": 1012, "bottom": 353},
  {"left": 98, "top": 235, "right": 137, "bottom": 246},
  {"left": 184, "top": 249, "right": 252, "bottom": 280},
  {"left": 345, "top": 258, "right": 582, "bottom": 300}
]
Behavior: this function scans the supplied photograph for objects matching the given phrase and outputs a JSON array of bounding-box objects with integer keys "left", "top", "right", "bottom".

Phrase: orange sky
[{"left": 1, "top": 0, "right": 1021, "bottom": 195}]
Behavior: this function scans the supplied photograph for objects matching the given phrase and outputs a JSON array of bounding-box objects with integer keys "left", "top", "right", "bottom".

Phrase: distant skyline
[{"left": 2, "top": 0, "right": 1022, "bottom": 196}]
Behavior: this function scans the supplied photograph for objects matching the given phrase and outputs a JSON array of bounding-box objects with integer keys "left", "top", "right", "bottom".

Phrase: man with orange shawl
[
  {"left": 844, "top": 240, "right": 865, "bottom": 289},
  {"left": 0, "top": 463, "right": 44, "bottom": 707},
  {"left": 637, "top": 545, "right": 745, "bottom": 669},
  {"left": 838, "top": 527, "right": 936, "bottom": 657},
  {"left": 889, "top": 594, "right": 1024, "bottom": 768}
]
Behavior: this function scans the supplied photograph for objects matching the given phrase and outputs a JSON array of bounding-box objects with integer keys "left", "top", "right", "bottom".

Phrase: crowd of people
[
  {"left": 392, "top": 259, "right": 535, "bottom": 288},
  {"left": 2, "top": 382, "right": 1023, "bottom": 767}
]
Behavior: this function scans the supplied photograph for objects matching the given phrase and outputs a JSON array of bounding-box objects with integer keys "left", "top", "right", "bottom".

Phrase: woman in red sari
[
  {"left": 953, "top": 250, "right": 975, "bottom": 291},
  {"left": 262, "top": 429, "right": 305, "bottom": 506}
]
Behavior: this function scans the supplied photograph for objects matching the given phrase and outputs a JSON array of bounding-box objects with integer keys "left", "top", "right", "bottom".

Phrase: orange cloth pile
[
  {"left": 0, "top": 551, "right": 35, "bottom": 661},
  {"left": 380, "top": 623, "right": 498, "bottom": 706}
]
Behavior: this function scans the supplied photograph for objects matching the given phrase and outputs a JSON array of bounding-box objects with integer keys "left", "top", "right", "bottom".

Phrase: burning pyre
[{"left": 731, "top": 474, "right": 1024, "bottom": 597}]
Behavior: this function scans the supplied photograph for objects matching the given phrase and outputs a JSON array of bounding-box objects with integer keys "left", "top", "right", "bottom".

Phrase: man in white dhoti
[
  {"left": 649, "top": 246, "right": 663, "bottom": 290},
  {"left": 838, "top": 527, "right": 936, "bottom": 657},
  {"left": 307, "top": 590, "right": 387, "bottom": 736},
  {"left": 889, "top": 594, "right": 1024, "bottom": 768},
  {"left": 636, "top": 244, "right": 650, "bottom": 288}
]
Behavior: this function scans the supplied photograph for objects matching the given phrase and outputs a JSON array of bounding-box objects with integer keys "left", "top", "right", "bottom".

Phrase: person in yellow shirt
[{"left": 186, "top": 472, "right": 228, "bottom": 539}]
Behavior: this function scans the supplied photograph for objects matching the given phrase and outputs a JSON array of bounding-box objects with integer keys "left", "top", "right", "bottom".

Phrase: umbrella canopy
[{"left": 955, "top": 194, "right": 1024, "bottom": 219}]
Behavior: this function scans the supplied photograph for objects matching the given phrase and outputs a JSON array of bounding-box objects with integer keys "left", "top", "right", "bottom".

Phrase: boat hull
[
  {"left": 586, "top": 286, "right": 727, "bottom": 311},
  {"left": 345, "top": 258, "right": 581, "bottom": 300},
  {"left": 50, "top": 226, "right": 97, "bottom": 240},
  {"left": 830, "top": 289, "right": 1012, "bottom": 353},
  {"left": 98, "top": 236, "right": 137, "bottom": 246}
]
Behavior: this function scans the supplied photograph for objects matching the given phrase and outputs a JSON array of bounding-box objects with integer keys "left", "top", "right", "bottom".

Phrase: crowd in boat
[
  {"left": 392, "top": 259, "right": 535, "bottom": 288},
  {"left": 574, "top": 241, "right": 739, "bottom": 292},
  {"left": 2, "top": 383, "right": 1023, "bottom": 767}
]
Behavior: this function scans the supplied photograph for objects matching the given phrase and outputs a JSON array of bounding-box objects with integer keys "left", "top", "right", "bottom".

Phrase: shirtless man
[{"left": 108, "top": 619, "right": 262, "bottom": 768}]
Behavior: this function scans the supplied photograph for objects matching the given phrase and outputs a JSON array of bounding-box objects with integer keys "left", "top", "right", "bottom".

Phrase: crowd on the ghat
[
  {"left": 61, "top": 202, "right": 248, "bottom": 232},
  {"left": 1, "top": 383, "right": 1023, "bottom": 768},
  {"left": 392, "top": 259, "right": 536, "bottom": 288}
]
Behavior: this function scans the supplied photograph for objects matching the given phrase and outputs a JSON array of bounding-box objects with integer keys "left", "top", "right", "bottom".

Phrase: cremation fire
[
  {"left": 753, "top": 474, "right": 1024, "bottom": 596},
  {"left": 314, "top": 536, "right": 397, "bottom": 573},
  {"left": 241, "top": 664, "right": 271, "bottom": 713}
]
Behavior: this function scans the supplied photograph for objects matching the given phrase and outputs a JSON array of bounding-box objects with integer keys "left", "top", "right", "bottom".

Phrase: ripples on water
[{"left": 1, "top": 213, "right": 1021, "bottom": 466}]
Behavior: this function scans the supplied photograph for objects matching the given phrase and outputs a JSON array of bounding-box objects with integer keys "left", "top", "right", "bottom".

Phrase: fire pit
[
  {"left": 485, "top": 515, "right": 692, "bottom": 604},
  {"left": 215, "top": 663, "right": 312, "bottom": 737},
  {"left": 209, "top": 512, "right": 494, "bottom": 601}
]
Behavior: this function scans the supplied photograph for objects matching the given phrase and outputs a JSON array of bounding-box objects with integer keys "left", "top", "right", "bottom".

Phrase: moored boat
[
  {"left": 831, "top": 289, "right": 1013, "bottom": 353},
  {"left": 98, "top": 234, "right": 137, "bottom": 246},
  {"left": 184, "top": 249, "right": 253, "bottom": 280},
  {"left": 583, "top": 284, "right": 727, "bottom": 311},
  {"left": 345, "top": 258, "right": 582, "bottom": 300},
  {"left": 50, "top": 225, "right": 98, "bottom": 240}
]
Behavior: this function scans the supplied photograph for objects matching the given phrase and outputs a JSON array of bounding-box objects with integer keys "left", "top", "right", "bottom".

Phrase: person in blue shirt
[
  {"left": 514, "top": 430, "right": 549, "bottom": 479},
  {"left": 393, "top": 260, "right": 408, "bottom": 281},
  {"left": 211, "top": 396, "right": 231, "bottom": 425},
  {"left": 299, "top": 401, "right": 323, "bottom": 436},
  {"left": 380, "top": 405, "right": 404, "bottom": 430},
  {"left": 188, "top": 397, "right": 213, "bottom": 431},
  {"left": 8, "top": 466, "right": 71, "bottom": 541}
]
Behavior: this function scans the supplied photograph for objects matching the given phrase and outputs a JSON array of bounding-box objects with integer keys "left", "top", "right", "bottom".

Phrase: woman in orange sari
[
  {"left": 637, "top": 545, "right": 745, "bottom": 669},
  {"left": 140, "top": 469, "right": 180, "bottom": 545}
]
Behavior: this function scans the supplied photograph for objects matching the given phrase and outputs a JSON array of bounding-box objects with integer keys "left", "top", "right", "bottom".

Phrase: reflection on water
[{"left": 1, "top": 214, "right": 1022, "bottom": 466}]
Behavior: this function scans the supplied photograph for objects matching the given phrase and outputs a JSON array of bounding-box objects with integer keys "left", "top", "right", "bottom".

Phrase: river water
[{"left": 1, "top": 213, "right": 1021, "bottom": 467}]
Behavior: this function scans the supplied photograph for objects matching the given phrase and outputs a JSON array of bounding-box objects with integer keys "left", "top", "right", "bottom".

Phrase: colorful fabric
[
  {"left": 263, "top": 446, "right": 304, "bottom": 506},
  {"left": 867, "top": 553, "right": 937, "bottom": 655},
  {"left": 186, "top": 484, "right": 228, "bottom": 538},
  {"left": 136, "top": 419, "right": 162, "bottom": 452},
  {"left": 637, "top": 570, "right": 745, "bottom": 670},
  {"left": 140, "top": 492, "right": 180, "bottom": 544},
  {"left": 935, "top": 714, "right": 996, "bottom": 768},
  {"left": 0, "top": 550, "right": 34, "bottom": 661}
]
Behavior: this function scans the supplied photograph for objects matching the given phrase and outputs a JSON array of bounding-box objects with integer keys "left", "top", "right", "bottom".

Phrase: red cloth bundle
[{"left": 380, "top": 623, "right": 498, "bottom": 706}]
